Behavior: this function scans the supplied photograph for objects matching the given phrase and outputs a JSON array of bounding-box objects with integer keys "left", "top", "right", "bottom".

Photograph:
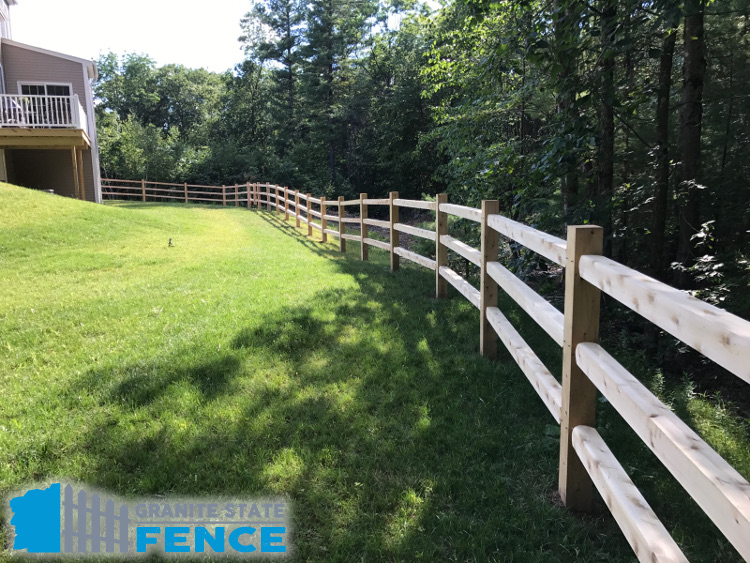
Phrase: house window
[{"left": 20, "top": 84, "right": 71, "bottom": 97}]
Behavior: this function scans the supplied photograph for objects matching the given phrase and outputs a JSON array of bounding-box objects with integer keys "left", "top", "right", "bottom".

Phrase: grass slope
[{"left": 0, "top": 183, "right": 747, "bottom": 561}]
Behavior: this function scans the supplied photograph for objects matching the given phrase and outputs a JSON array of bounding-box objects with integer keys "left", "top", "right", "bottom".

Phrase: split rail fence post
[
  {"left": 338, "top": 196, "right": 346, "bottom": 253},
  {"left": 558, "top": 225, "right": 603, "bottom": 512},
  {"left": 306, "top": 193, "right": 313, "bottom": 236},
  {"left": 235, "top": 184, "right": 239, "bottom": 207},
  {"left": 222, "top": 185, "right": 226, "bottom": 206},
  {"left": 268, "top": 183, "right": 273, "bottom": 212},
  {"left": 435, "top": 193, "right": 448, "bottom": 298},
  {"left": 141, "top": 179, "right": 146, "bottom": 202},
  {"left": 295, "top": 190, "right": 300, "bottom": 227},
  {"left": 321, "top": 197, "right": 327, "bottom": 242},
  {"left": 360, "top": 193, "right": 369, "bottom": 261},
  {"left": 246, "top": 183, "right": 251, "bottom": 209},
  {"left": 276, "top": 185, "right": 281, "bottom": 215},
  {"left": 284, "top": 187, "right": 290, "bottom": 221},
  {"left": 479, "top": 200, "right": 500, "bottom": 358},
  {"left": 389, "top": 191, "right": 399, "bottom": 271},
  {"left": 184, "top": 182, "right": 188, "bottom": 204}
]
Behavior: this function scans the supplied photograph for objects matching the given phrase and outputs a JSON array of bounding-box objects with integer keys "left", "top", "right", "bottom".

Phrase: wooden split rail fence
[{"left": 103, "top": 179, "right": 750, "bottom": 562}]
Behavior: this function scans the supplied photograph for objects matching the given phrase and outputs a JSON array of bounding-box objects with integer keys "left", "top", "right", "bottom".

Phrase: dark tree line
[{"left": 95, "top": 0, "right": 750, "bottom": 329}]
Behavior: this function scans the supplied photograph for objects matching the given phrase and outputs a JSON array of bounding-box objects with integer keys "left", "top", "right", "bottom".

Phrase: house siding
[
  {"left": 2, "top": 42, "right": 87, "bottom": 98},
  {"left": 1, "top": 42, "right": 100, "bottom": 202}
]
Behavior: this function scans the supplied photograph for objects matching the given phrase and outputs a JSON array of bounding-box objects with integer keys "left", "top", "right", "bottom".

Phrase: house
[{"left": 0, "top": 0, "right": 101, "bottom": 203}]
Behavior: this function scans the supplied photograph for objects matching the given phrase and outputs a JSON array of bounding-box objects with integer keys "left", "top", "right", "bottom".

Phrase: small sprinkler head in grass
[{"left": 168, "top": 238, "right": 174, "bottom": 247}]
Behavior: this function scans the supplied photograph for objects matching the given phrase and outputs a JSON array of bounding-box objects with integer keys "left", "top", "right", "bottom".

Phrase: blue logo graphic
[
  {"left": 7, "top": 482, "right": 290, "bottom": 557},
  {"left": 10, "top": 483, "right": 61, "bottom": 553}
]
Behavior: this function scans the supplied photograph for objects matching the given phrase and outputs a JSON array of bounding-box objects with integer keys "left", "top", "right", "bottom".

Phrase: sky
[{"left": 10, "top": 0, "right": 251, "bottom": 73}]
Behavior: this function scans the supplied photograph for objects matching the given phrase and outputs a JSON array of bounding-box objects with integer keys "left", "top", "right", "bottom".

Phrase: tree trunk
[
  {"left": 597, "top": 0, "right": 616, "bottom": 256},
  {"left": 327, "top": 43, "right": 335, "bottom": 187},
  {"left": 650, "top": 29, "right": 678, "bottom": 278},
  {"left": 555, "top": 0, "right": 579, "bottom": 215},
  {"left": 675, "top": 0, "right": 706, "bottom": 287}
]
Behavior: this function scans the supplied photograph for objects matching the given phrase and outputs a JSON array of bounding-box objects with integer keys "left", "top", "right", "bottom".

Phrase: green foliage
[{"left": 97, "top": 113, "right": 205, "bottom": 182}]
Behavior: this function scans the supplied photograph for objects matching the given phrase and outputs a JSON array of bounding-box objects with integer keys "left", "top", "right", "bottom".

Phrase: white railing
[{"left": 0, "top": 93, "right": 87, "bottom": 131}]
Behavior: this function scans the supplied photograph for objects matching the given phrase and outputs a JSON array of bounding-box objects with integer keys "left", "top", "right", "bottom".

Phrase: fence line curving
[{"left": 102, "top": 179, "right": 750, "bottom": 563}]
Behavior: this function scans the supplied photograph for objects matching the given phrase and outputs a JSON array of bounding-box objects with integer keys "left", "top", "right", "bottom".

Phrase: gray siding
[
  {"left": 1, "top": 42, "right": 100, "bottom": 202},
  {"left": 2, "top": 42, "right": 87, "bottom": 97}
]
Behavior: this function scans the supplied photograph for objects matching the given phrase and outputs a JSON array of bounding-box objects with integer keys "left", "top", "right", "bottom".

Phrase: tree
[
  {"left": 675, "top": 0, "right": 707, "bottom": 287},
  {"left": 240, "top": 0, "right": 304, "bottom": 151},
  {"left": 650, "top": 27, "right": 678, "bottom": 276},
  {"left": 298, "top": 0, "right": 377, "bottom": 189}
]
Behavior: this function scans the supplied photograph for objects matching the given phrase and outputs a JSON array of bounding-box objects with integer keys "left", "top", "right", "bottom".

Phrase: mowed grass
[{"left": 0, "top": 183, "right": 748, "bottom": 562}]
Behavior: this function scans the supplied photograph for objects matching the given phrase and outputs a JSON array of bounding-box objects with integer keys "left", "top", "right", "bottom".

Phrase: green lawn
[{"left": 0, "top": 183, "right": 747, "bottom": 561}]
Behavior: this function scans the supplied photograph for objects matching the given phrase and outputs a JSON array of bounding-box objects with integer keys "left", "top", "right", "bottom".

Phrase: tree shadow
[
  {"left": 60, "top": 246, "right": 642, "bottom": 561},
  {"left": 40, "top": 204, "right": 743, "bottom": 561}
]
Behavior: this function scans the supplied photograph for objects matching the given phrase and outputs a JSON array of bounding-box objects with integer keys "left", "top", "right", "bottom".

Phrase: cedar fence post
[
  {"left": 360, "top": 193, "right": 368, "bottom": 261},
  {"left": 184, "top": 182, "right": 188, "bottom": 204},
  {"left": 276, "top": 185, "right": 281, "bottom": 215},
  {"left": 295, "top": 190, "right": 300, "bottom": 227},
  {"left": 480, "top": 200, "right": 500, "bottom": 358},
  {"left": 267, "top": 183, "right": 272, "bottom": 212},
  {"left": 338, "top": 196, "right": 346, "bottom": 253},
  {"left": 389, "top": 191, "right": 399, "bottom": 271},
  {"left": 558, "top": 225, "right": 603, "bottom": 512},
  {"left": 246, "top": 182, "right": 251, "bottom": 209},
  {"left": 306, "top": 193, "right": 312, "bottom": 236},
  {"left": 284, "top": 187, "right": 290, "bottom": 221},
  {"left": 222, "top": 185, "right": 226, "bottom": 206},
  {"left": 435, "top": 193, "right": 448, "bottom": 298},
  {"left": 321, "top": 196, "right": 327, "bottom": 242},
  {"left": 141, "top": 179, "right": 146, "bottom": 202},
  {"left": 235, "top": 184, "right": 239, "bottom": 207}
]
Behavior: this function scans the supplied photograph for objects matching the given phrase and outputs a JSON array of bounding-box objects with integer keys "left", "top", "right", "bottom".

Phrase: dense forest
[{"left": 95, "top": 0, "right": 750, "bottom": 393}]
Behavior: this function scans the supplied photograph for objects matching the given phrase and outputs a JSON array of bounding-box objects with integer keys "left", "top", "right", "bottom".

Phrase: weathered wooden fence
[{"left": 103, "top": 179, "right": 750, "bottom": 563}]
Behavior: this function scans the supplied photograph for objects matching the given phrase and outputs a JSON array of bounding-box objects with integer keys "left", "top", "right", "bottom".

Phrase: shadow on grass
[
  {"left": 58, "top": 231, "right": 637, "bottom": 562},
  {"left": 6, "top": 204, "right": 728, "bottom": 563},
  {"left": 111, "top": 354, "right": 242, "bottom": 406}
]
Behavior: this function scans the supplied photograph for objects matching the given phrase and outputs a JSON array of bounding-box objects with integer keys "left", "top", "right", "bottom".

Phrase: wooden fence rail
[{"left": 102, "top": 179, "right": 750, "bottom": 562}]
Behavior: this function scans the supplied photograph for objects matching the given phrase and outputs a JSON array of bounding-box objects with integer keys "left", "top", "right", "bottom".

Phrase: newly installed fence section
[{"left": 102, "top": 180, "right": 750, "bottom": 562}]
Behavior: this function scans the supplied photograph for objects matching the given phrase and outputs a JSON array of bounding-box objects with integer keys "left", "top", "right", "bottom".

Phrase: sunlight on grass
[{"left": 1, "top": 183, "right": 749, "bottom": 561}]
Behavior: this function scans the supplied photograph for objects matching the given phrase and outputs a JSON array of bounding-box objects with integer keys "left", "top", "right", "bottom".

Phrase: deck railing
[
  {"left": 102, "top": 179, "right": 750, "bottom": 562},
  {"left": 0, "top": 93, "right": 87, "bottom": 132}
]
